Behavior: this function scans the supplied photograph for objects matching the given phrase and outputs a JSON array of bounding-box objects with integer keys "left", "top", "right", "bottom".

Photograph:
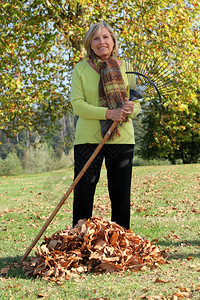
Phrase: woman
[{"left": 70, "top": 21, "right": 141, "bottom": 229}]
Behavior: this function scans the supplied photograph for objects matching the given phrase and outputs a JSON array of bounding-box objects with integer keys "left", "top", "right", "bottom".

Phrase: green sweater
[{"left": 70, "top": 59, "right": 141, "bottom": 145}]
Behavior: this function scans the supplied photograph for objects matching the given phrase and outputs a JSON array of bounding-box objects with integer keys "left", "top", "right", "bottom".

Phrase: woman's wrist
[{"left": 105, "top": 109, "right": 112, "bottom": 120}]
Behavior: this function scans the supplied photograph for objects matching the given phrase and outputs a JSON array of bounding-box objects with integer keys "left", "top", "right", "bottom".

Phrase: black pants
[{"left": 73, "top": 144, "right": 134, "bottom": 229}]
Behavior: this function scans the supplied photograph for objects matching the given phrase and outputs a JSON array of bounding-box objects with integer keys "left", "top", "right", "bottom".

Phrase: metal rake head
[{"left": 125, "top": 54, "right": 178, "bottom": 101}]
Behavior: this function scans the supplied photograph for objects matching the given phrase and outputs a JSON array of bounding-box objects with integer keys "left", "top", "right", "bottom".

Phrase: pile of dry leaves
[{"left": 22, "top": 217, "right": 167, "bottom": 281}]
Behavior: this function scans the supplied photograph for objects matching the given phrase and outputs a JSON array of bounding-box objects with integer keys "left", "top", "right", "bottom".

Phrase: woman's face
[{"left": 90, "top": 27, "right": 114, "bottom": 61}]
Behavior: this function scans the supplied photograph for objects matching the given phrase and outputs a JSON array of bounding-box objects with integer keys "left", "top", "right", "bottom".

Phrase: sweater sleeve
[
  {"left": 129, "top": 100, "right": 141, "bottom": 119},
  {"left": 121, "top": 61, "right": 141, "bottom": 119},
  {"left": 70, "top": 66, "right": 107, "bottom": 120}
]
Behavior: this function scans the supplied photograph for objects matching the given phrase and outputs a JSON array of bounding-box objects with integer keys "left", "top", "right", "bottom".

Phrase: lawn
[{"left": 0, "top": 163, "right": 199, "bottom": 299}]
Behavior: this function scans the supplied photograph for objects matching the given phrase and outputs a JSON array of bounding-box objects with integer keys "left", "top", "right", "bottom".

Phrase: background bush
[
  {"left": 0, "top": 152, "right": 23, "bottom": 176},
  {"left": 23, "top": 142, "right": 56, "bottom": 174}
]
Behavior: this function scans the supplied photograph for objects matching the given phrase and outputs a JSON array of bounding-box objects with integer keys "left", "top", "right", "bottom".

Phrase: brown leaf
[
  {"left": 110, "top": 232, "right": 119, "bottom": 246},
  {"left": 148, "top": 296, "right": 163, "bottom": 300},
  {"left": 168, "top": 234, "right": 179, "bottom": 240},
  {"left": 48, "top": 239, "right": 58, "bottom": 249},
  {"left": 138, "top": 294, "right": 147, "bottom": 299},
  {"left": 150, "top": 263, "right": 159, "bottom": 270},
  {"left": 172, "top": 287, "right": 192, "bottom": 298},
  {"left": 37, "top": 294, "right": 49, "bottom": 298},
  {"left": 99, "top": 261, "right": 120, "bottom": 273},
  {"left": 0, "top": 267, "right": 10, "bottom": 274},
  {"left": 187, "top": 256, "right": 194, "bottom": 260},
  {"left": 154, "top": 277, "right": 170, "bottom": 283}
]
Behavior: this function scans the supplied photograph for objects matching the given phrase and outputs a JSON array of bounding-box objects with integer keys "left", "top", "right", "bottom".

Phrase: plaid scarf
[{"left": 93, "top": 56, "right": 128, "bottom": 139}]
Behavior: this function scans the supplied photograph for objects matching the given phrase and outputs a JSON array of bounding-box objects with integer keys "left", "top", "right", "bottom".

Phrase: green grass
[{"left": 0, "top": 164, "right": 200, "bottom": 299}]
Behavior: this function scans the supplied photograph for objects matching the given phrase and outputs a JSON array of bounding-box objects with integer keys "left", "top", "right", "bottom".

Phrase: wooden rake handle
[{"left": 20, "top": 121, "right": 118, "bottom": 262}]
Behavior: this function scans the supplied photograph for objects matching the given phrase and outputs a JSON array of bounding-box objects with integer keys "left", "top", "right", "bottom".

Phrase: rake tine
[
  {"left": 155, "top": 77, "right": 175, "bottom": 90},
  {"left": 156, "top": 74, "right": 177, "bottom": 89},
  {"left": 140, "top": 54, "right": 145, "bottom": 73},
  {"left": 148, "top": 62, "right": 173, "bottom": 85},
  {"left": 135, "top": 72, "right": 176, "bottom": 99},
  {"left": 163, "top": 87, "right": 179, "bottom": 95},
  {"left": 157, "top": 60, "right": 178, "bottom": 79},
  {"left": 154, "top": 66, "right": 174, "bottom": 84},
  {"left": 125, "top": 52, "right": 178, "bottom": 101},
  {"left": 136, "top": 74, "right": 161, "bottom": 98},
  {"left": 146, "top": 50, "right": 156, "bottom": 71},
  {"left": 149, "top": 70, "right": 176, "bottom": 93},
  {"left": 129, "top": 55, "right": 176, "bottom": 90},
  {"left": 139, "top": 74, "right": 159, "bottom": 94},
  {"left": 150, "top": 58, "right": 174, "bottom": 80},
  {"left": 142, "top": 51, "right": 151, "bottom": 74},
  {"left": 141, "top": 77, "right": 157, "bottom": 93}
]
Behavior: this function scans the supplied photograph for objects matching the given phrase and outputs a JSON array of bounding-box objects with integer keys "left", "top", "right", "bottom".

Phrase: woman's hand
[
  {"left": 122, "top": 98, "right": 134, "bottom": 116},
  {"left": 105, "top": 99, "right": 134, "bottom": 122},
  {"left": 106, "top": 108, "right": 126, "bottom": 122}
]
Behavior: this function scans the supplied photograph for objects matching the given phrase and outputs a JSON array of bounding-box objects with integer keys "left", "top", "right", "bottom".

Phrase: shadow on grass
[
  {"left": 0, "top": 256, "right": 32, "bottom": 280},
  {"left": 157, "top": 239, "right": 200, "bottom": 260},
  {"left": 1, "top": 239, "right": 199, "bottom": 279}
]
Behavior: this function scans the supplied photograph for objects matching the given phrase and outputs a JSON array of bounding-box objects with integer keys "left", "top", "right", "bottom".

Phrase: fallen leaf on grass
[
  {"left": 168, "top": 234, "right": 179, "bottom": 240},
  {"left": 22, "top": 217, "right": 167, "bottom": 282},
  {"left": 187, "top": 256, "right": 194, "bottom": 260},
  {"left": 139, "top": 294, "right": 164, "bottom": 300},
  {"left": 172, "top": 287, "right": 192, "bottom": 299},
  {"left": 138, "top": 294, "right": 146, "bottom": 299},
  {"left": 0, "top": 208, "right": 21, "bottom": 217},
  {"left": 37, "top": 294, "right": 49, "bottom": 298},
  {"left": 150, "top": 263, "right": 159, "bottom": 270},
  {"left": 148, "top": 296, "right": 164, "bottom": 300},
  {"left": 154, "top": 277, "right": 170, "bottom": 284},
  {"left": 0, "top": 267, "right": 10, "bottom": 274}
]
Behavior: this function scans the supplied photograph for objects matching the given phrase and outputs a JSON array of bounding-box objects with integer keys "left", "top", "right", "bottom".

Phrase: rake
[
  {"left": 20, "top": 53, "right": 178, "bottom": 262},
  {"left": 125, "top": 51, "right": 178, "bottom": 101}
]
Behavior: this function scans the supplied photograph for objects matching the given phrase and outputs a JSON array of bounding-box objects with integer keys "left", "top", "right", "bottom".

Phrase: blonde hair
[{"left": 84, "top": 21, "right": 119, "bottom": 59}]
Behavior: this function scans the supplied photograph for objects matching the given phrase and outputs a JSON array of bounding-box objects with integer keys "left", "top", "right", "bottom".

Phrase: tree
[
  {"left": 0, "top": 0, "right": 199, "bottom": 162},
  {"left": 137, "top": 92, "right": 200, "bottom": 164},
  {"left": 122, "top": 0, "right": 200, "bottom": 163},
  {"left": 0, "top": 0, "right": 72, "bottom": 138}
]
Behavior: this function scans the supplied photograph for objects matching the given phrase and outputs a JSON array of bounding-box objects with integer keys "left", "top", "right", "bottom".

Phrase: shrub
[
  {"left": 0, "top": 152, "right": 23, "bottom": 176},
  {"left": 0, "top": 157, "right": 5, "bottom": 176},
  {"left": 133, "top": 156, "right": 171, "bottom": 166},
  {"left": 23, "top": 142, "right": 55, "bottom": 174},
  {"left": 53, "top": 150, "right": 74, "bottom": 170}
]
